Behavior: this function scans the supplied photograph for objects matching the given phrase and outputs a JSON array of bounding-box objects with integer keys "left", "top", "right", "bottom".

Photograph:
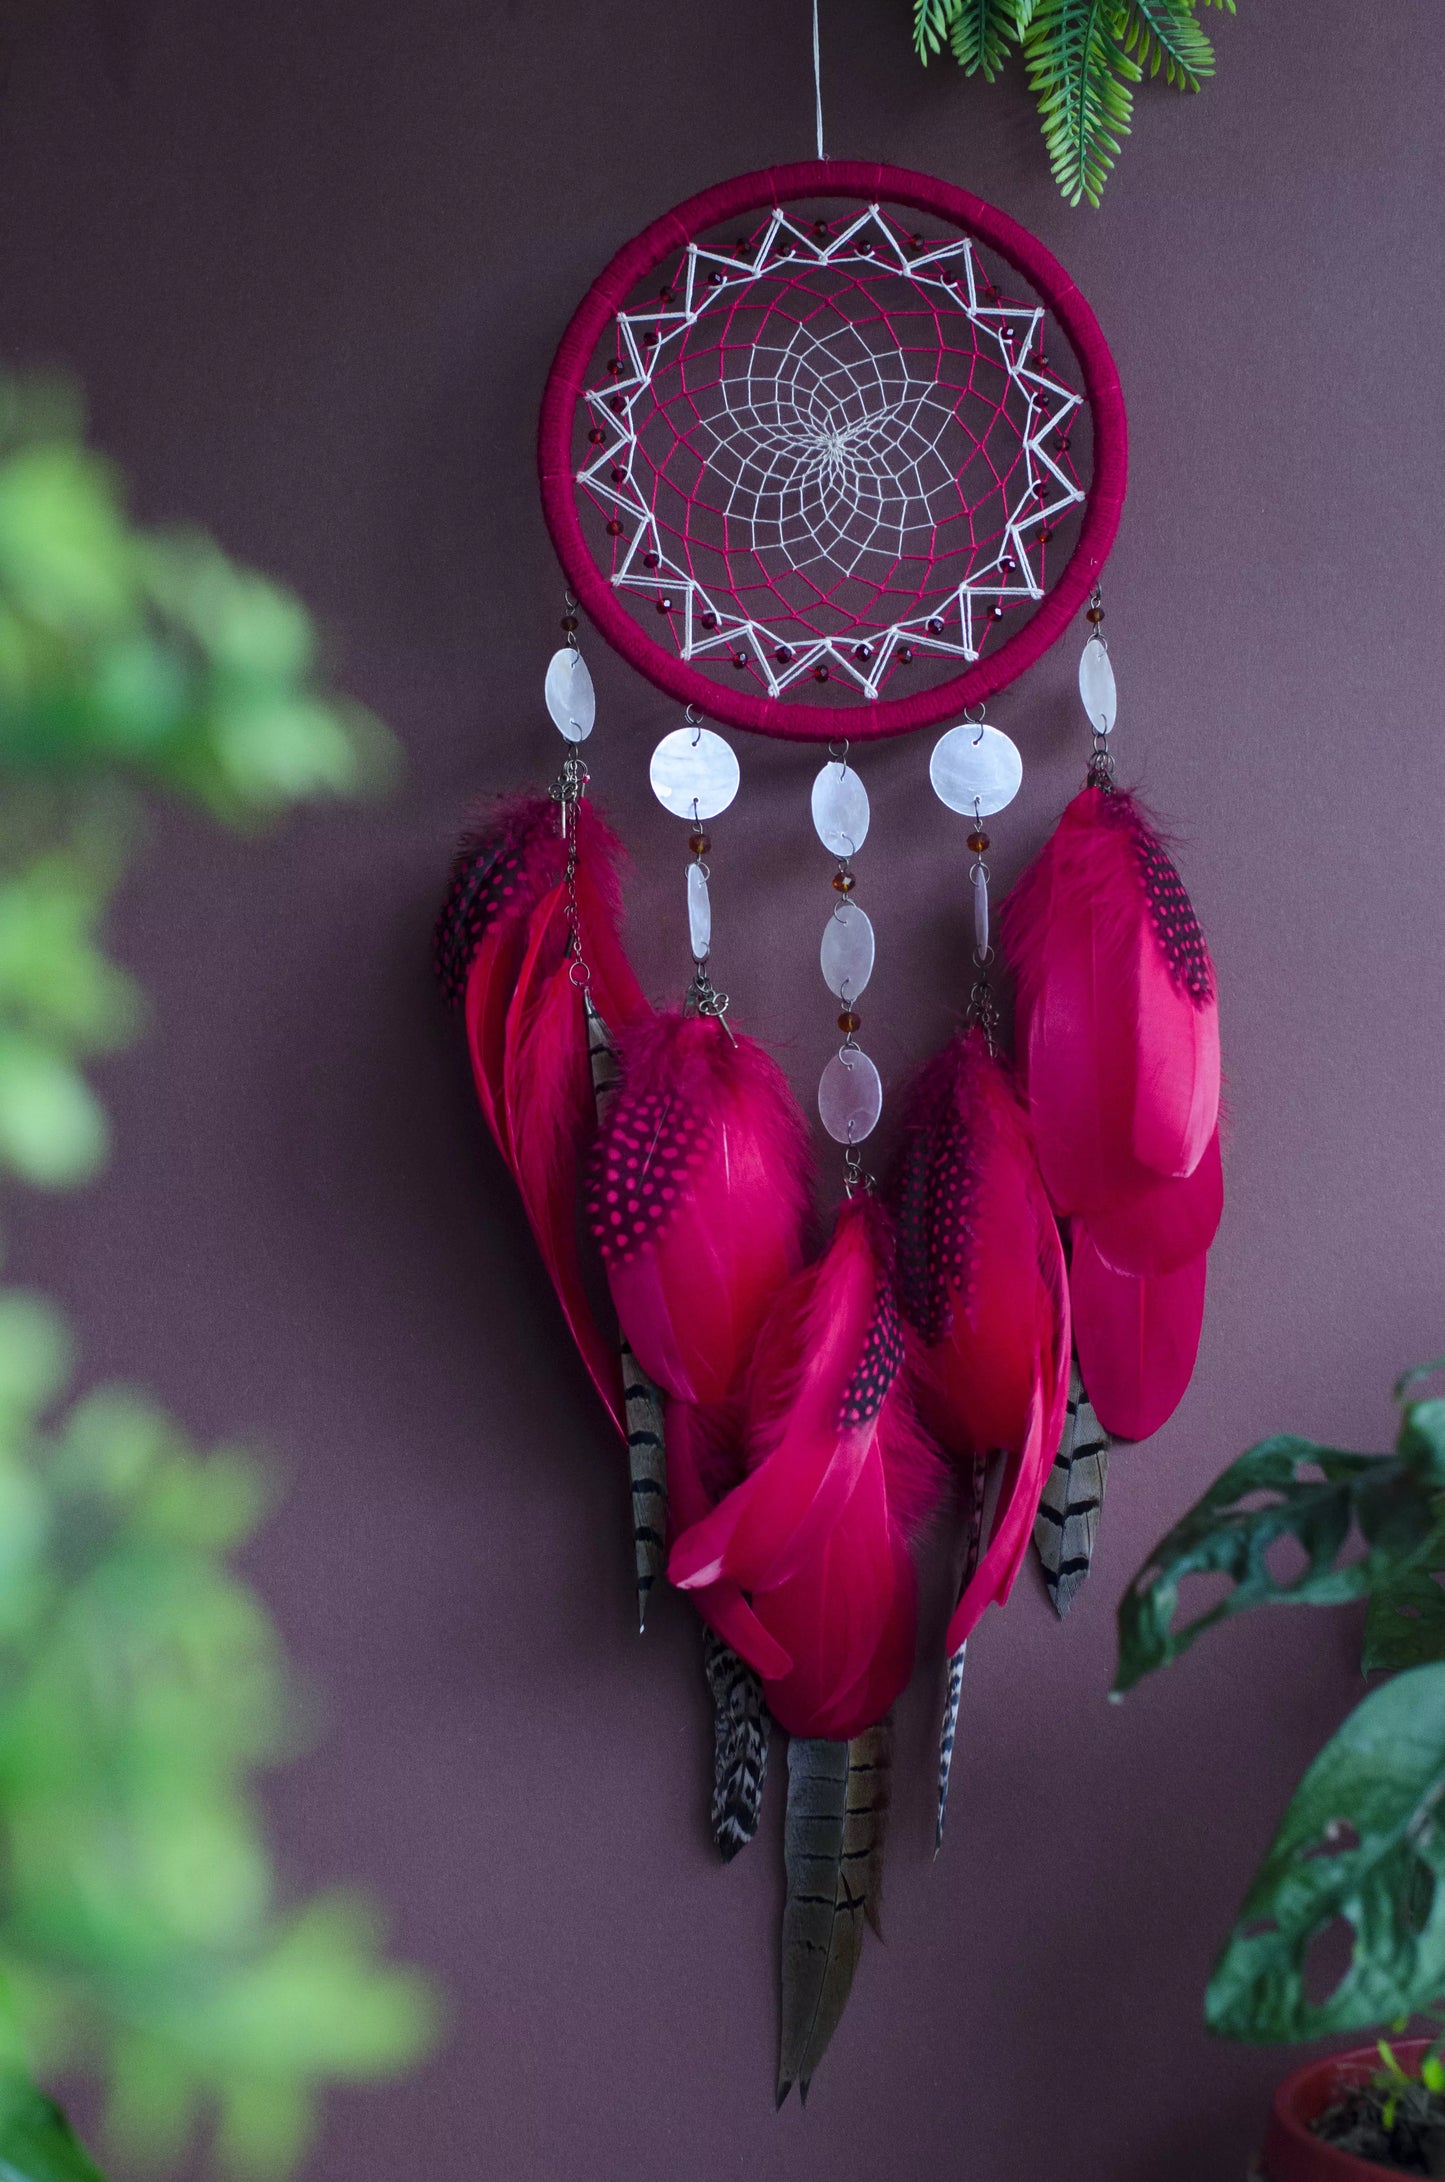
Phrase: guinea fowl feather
[{"left": 585, "top": 1010, "right": 812, "bottom": 1408}]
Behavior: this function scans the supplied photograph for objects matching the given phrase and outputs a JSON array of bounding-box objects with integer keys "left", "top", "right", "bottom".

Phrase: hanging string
[{"left": 812, "top": 0, "right": 826, "bottom": 160}]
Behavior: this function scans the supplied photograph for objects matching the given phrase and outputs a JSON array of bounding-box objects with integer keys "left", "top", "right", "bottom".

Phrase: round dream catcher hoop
[{"left": 538, "top": 159, "right": 1128, "bottom": 740}]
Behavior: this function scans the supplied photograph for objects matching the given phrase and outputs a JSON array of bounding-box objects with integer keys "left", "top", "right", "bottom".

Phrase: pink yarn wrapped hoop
[{"left": 538, "top": 161, "right": 1127, "bottom": 743}]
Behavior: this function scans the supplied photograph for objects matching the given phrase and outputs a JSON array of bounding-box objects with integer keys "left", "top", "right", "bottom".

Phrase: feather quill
[
  {"left": 669, "top": 1202, "right": 944, "bottom": 1741},
  {"left": 1032, "top": 1356, "right": 1111, "bottom": 1616},
  {"left": 888, "top": 1032, "right": 1070, "bottom": 1658},
  {"left": 935, "top": 1452, "right": 987, "bottom": 1856},
  {"left": 777, "top": 1723, "right": 892, "bottom": 2106}
]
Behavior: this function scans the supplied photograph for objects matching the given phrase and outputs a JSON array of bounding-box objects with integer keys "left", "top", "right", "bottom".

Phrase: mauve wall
[{"left": 3, "top": 2, "right": 1444, "bottom": 2176}]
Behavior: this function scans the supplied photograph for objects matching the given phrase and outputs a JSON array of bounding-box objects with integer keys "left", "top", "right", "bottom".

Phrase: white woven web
[
  {"left": 699, "top": 317, "right": 968, "bottom": 578},
  {"left": 577, "top": 204, "right": 1088, "bottom": 701}
]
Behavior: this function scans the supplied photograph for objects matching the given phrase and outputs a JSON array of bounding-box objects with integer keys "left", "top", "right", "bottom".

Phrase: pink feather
[
  {"left": 887, "top": 1031, "right": 1071, "bottom": 1652},
  {"left": 669, "top": 1200, "right": 944, "bottom": 1740},
  {"left": 1070, "top": 1226, "right": 1207, "bottom": 1442},
  {"left": 1000, "top": 786, "right": 1220, "bottom": 1210},
  {"left": 437, "top": 797, "right": 647, "bottom": 1429},
  {"left": 583, "top": 1010, "right": 812, "bottom": 1408}
]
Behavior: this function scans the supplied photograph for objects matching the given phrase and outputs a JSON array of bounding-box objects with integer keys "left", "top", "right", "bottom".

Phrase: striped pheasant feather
[
  {"left": 1032, "top": 1357, "right": 1111, "bottom": 1617},
  {"left": 935, "top": 1452, "right": 988, "bottom": 1857},
  {"left": 587, "top": 997, "right": 668, "bottom": 1628},
  {"left": 777, "top": 1722, "right": 892, "bottom": 2106},
  {"left": 701, "top": 1625, "right": 772, "bottom": 1863}
]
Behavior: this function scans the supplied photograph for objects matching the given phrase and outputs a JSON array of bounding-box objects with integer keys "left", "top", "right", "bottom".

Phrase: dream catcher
[{"left": 437, "top": 151, "right": 1220, "bottom": 2099}]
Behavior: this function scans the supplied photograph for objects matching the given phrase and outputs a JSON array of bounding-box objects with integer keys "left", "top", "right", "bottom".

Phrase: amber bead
[
  {"left": 560, "top": 614, "right": 579, "bottom": 633},
  {"left": 832, "top": 870, "right": 856, "bottom": 894},
  {"left": 689, "top": 829, "right": 711, "bottom": 856},
  {"left": 967, "top": 830, "right": 990, "bottom": 853},
  {"left": 837, "top": 1010, "right": 861, "bottom": 1034},
  {"left": 1086, "top": 606, "right": 1105, "bottom": 624}
]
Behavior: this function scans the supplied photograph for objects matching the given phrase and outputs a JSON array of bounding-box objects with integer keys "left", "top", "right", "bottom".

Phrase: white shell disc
[
  {"left": 818, "top": 1048, "right": 883, "bottom": 1145},
  {"left": 929, "top": 722, "right": 1023, "bottom": 817},
  {"left": 1079, "top": 637, "right": 1116, "bottom": 734},
  {"left": 811, "top": 761, "right": 870, "bottom": 857},
  {"left": 820, "top": 901, "right": 875, "bottom": 1002},
  {"left": 687, "top": 860, "right": 711, "bottom": 960},
  {"left": 544, "top": 647, "right": 595, "bottom": 742},
  {"left": 649, "top": 726, "right": 740, "bottom": 821}
]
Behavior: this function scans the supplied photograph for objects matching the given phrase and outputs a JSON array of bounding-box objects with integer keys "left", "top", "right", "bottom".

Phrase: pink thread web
[{"left": 571, "top": 198, "right": 1092, "bottom": 710}]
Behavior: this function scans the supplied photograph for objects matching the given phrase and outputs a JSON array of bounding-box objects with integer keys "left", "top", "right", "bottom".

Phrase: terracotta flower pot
[{"left": 1261, "top": 2039, "right": 1432, "bottom": 2180}]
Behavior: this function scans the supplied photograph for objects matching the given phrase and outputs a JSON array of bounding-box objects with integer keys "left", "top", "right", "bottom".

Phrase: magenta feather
[
  {"left": 669, "top": 1200, "right": 944, "bottom": 1740},
  {"left": 1000, "top": 786, "right": 1222, "bottom": 1440},
  {"left": 1000, "top": 787, "right": 1220, "bottom": 1208},
  {"left": 436, "top": 797, "right": 647, "bottom": 1429},
  {"left": 1070, "top": 1228, "right": 1207, "bottom": 1442},
  {"left": 583, "top": 1010, "right": 812, "bottom": 1408},
  {"left": 887, "top": 1031, "right": 1071, "bottom": 1651}
]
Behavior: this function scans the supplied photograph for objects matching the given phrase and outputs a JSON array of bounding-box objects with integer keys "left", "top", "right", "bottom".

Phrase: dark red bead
[
  {"left": 991, "top": 604, "right": 1005, "bottom": 620},
  {"left": 898, "top": 646, "right": 914, "bottom": 665},
  {"left": 587, "top": 428, "right": 605, "bottom": 445},
  {"left": 611, "top": 466, "right": 627, "bottom": 483},
  {"left": 605, "top": 519, "right": 623, "bottom": 537},
  {"left": 926, "top": 617, "right": 945, "bottom": 636},
  {"left": 643, "top": 552, "right": 659, "bottom": 570},
  {"left": 606, "top": 358, "right": 623, "bottom": 377},
  {"left": 701, "top": 612, "right": 718, "bottom": 630},
  {"left": 656, "top": 596, "right": 674, "bottom": 613},
  {"left": 853, "top": 643, "right": 873, "bottom": 662},
  {"left": 813, "top": 665, "right": 829, "bottom": 683},
  {"left": 775, "top": 645, "right": 794, "bottom": 663}
]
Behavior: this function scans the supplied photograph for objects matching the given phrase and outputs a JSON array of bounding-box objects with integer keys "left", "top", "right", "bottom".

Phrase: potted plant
[{"left": 1117, "top": 1361, "right": 1445, "bottom": 2178}]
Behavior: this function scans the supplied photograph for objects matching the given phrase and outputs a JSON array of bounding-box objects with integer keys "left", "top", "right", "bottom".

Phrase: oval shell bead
[
  {"left": 649, "top": 726, "right": 740, "bottom": 821},
  {"left": 811, "top": 760, "right": 870, "bottom": 857},
  {"left": 929, "top": 722, "right": 1022, "bottom": 816},
  {"left": 686, "top": 860, "right": 711, "bottom": 960},
  {"left": 819, "top": 900, "right": 875, "bottom": 1002},
  {"left": 818, "top": 1048, "right": 883, "bottom": 1145},
  {"left": 545, "top": 647, "right": 595, "bottom": 742},
  {"left": 1079, "top": 636, "right": 1116, "bottom": 734}
]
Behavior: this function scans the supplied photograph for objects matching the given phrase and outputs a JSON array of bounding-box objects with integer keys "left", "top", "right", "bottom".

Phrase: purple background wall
[{"left": 3, "top": 2, "right": 1444, "bottom": 2176}]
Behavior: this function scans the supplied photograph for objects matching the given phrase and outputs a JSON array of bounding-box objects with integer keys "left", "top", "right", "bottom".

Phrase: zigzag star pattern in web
[{"left": 575, "top": 204, "right": 1087, "bottom": 701}]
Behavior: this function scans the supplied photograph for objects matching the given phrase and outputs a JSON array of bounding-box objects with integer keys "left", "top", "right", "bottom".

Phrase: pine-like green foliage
[
  {"left": 908, "top": 0, "right": 1230, "bottom": 206},
  {"left": 0, "top": 378, "right": 435, "bottom": 2179}
]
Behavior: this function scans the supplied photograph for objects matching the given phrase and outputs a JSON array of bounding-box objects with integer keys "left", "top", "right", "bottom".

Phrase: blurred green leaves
[{"left": 0, "top": 378, "right": 432, "bottom": 2177}]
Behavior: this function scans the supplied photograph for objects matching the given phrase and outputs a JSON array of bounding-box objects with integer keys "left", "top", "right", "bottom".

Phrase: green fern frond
[
  {"left": 1023, "top": 0, "right": 1140, "bottom": 206},
  {"left": 948, "top": 0, "right": 1020, "bottom": 78},
  {"left": 915, "top": 0, "right": 964, "bottom": 61},
  {"left": 1013, "top": 0, "right": 1040, "bottom": 30},
  {"left": 1118, "top": 0, "right": 1214, "bottom": 88},
  {"left": 1198, "top": 0, "right": 1235, "bottom": 12}
]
